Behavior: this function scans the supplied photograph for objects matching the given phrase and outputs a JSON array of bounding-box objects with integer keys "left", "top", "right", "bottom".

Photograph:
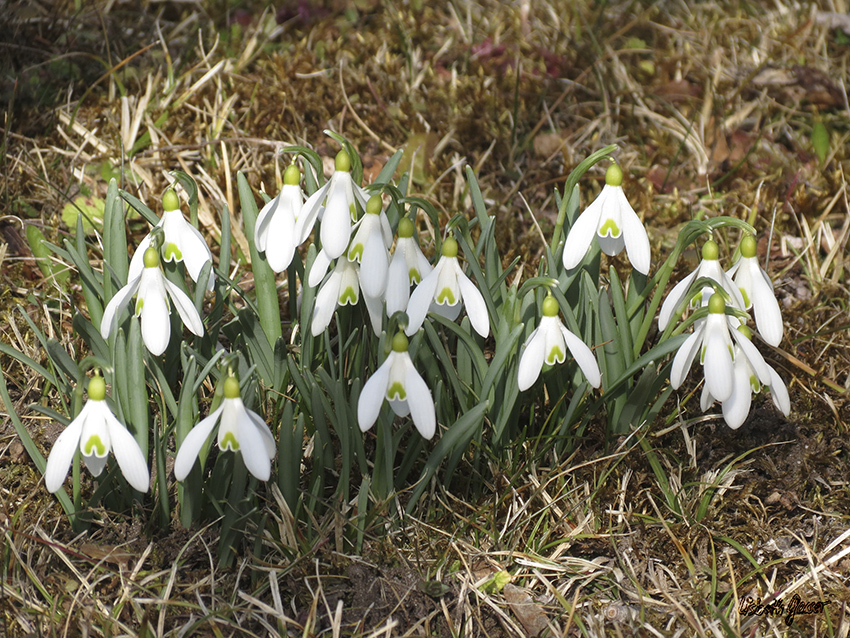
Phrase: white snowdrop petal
[
  {"left": 104, "top": 409, "right": 150, "bottom": 492},
  {"left": 358, "top": 360, "right": 392, "bottom": 432},
  {"left": 311, "top": 271, "right": 342, "bottom": 336},
  {"left": 295, "top": 182, "right": 329, "bottom": 243},
  {"left": 265, "top": 197, "right": 297, "bottom": 273},
  {"left": 320, "top": 179, "right": 353, "bottom": 259},
  {"left": 177, "top": 221, "right": 215, "bottom": 291},
  {"left": 404, "top": 358, "right": 435, "bottom": 439},
  {"left": 360, "top": 230, "right": 389, "bottom": 298},
  {"left": 385, "top": 252, "right": 411, "bottom": 316},
  {"left": 308, "top": 250, "right": 333, "bottom": 288},
  {"left": 562, "top": 198, "right": 602, "bottom": 270},
  {"left": 703, "top": 329, "right": 734, "bottom": 402},
  {"left": 236, "top": 404, "right": 271, "bottom": 481},
  {"left": 44, "top": 404, "right": 89, "bottom": 493},
  {"left": 700, "top": 383, "right": 714, "bottom": 412},
  {"left": 658, "top": 269, "right": 698, "bottom": 331},
  {"left": 139, "top": 273, "right": 172, "bottom": 356},
  {"left": 752, "top": 271, "right": 784, "bottom": 347},
  {"left": 456, "top": 269, "right": 489, "bottom": 338},
  {"left": 174, "top": 405, "right": 223, "bottom": 480},
  {"left": 163, "top": 279, "right": 205, "bottom": 337},
  {"left": 100, "top": 278, "right": 142, "bottom": 338},
  {"left": 722, "top": 361, "right": 754, "bottom": 429},
  {"left": 405, "top": 266, "right": 440, "bottom": 335},
  {"left": 517, "top": 328, "right": 546, "bottom": 391},
  {"left": 731, "top": 330, "right": 772, "bottom": 386},
  {"left": 767, "top": 366, "right": 791, "bottom": 416},
  {"left": 670, "top": 328, "right": 703, "bottom": 389},
  {"left": 560, "top": 325, "right": 601, "bottom": 388},
  {"left": 619, "top": 196, "right": 651, "bottom": 275},
  {"left": 254, "top": 194, "right": 279, "bottom": 251}
]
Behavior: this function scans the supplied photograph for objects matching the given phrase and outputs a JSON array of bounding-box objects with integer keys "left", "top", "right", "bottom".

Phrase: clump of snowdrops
[{"left": 2, "top": 133, "right": 788, "bottom": 561}]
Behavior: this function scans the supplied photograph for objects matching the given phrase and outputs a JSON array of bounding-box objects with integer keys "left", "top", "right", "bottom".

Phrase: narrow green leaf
[{"left": 237, "top": 171, "right": 282, "bottom": 347}]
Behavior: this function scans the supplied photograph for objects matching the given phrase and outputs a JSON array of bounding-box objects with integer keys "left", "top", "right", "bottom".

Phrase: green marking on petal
[
  {"left": 546, "top": 345, "right": 564, "bottom": 365},
  {"left": 164, "top": 242, "right": 183, "bottom": 262},
  {"left": 750, "top": 374, "right": 760, "bottom": 392},
  {"left": 739, "top": 287, "right": 751, "bottom": 307},
  {"left": 220, "top": 432, "right": 240, "bottom": 451},
  {"left": 134, "top": 298, "right": 144, "bottom": 315},
  {"left": 700, "top": 345, "right": 706, "bottom": 364},
  {"left": 349, "top": 202, "right": 357, "bottom": 221},
  {"left": 436, "top": 287, "right": 456, "bottom": 304},
  {"left": 83, "top": 435, "right": 107, "bottom": 457},
  {"left": 598, "top": 218, "right": 620, "bottom": 237},
  {"left": 387, "top": 382, "right": 406, "bottom": 400},
  {"left": 339, "top": 286, "right": 358, "bottom": 305},
  {"left": 348, "top": 243, "right": 364, "bottom": 262},
  {"left": 408, "top": 268, "right": 421, "bottom": 284}
]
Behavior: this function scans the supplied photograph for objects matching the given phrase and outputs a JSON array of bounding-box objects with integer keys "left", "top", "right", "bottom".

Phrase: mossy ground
[{"left": 2, "top": 0, "right": 850, "bottom": 635}]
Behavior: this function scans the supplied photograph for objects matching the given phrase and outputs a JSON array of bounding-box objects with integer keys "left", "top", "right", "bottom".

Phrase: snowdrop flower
[
  {"left": 295, "top": 150, "right": 368, "bottom": 263},
  {"left": 658, "top": 239, "right": 745, "bottom": 331},
  {"left": 562, "top": 164, "right": 651, "bottom": 275},
  {"left": 174, "top": 373, "right": 276, "bottom": 482},
  {"left": 358, "top": 332, "right": 436, "bottom": 439},
  {"left": 726, "top": 235, "right": 783, "bottom": 347},
  {"left": 45, "top": 375, "right": 149, "bottom": 493},
  {"left": 386, "top": 217, "right": 432, "bottom": 317},
  {"left": 405, "top": 237, "right": 489, "bottom": 338},
  {"left": 311, "top": 257, "right": 382, "bottom": 335},
  {"left": 517, "top": 295, "right": 601, "bottom": 391},
  {"left": 101, "top": 246, "right": 204, "bottom": 356},
  {"left": 254, "top": 164, "right": 306, "bottom": 273},
  {"left": 671, "top": 293, "right": 770, "bottom": 403},
  {"left": 129, "top": 189, "right": 215, "bottom": 291},
  {"left": 700, "top": 325, "right": 790, "bottom": 429},
  {"left": 346, "top": 194, "right": 393, "bottom": 298}
]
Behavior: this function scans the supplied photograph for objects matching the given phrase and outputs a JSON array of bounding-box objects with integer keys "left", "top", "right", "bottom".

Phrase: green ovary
[
  {"left": 83, "top": 435, "right": 107, "bottom": 457},
  {"left": 436, "top": 287, "right": 456, "bottom": 304},
  {"left": 387, "top": 382, "right": 406, "bottom": 400},
  {"left": 339, "top": 286, "right": 358, "bottom": 305},
  {"left": 164, "top": 243, "right": 182, "bottom": 261},
  {"left": 220, "top": 432, "right": 240, "bottom": 451},
  {"left": 546, "top": 345, "right": 564, "bottom": 365},
  {"left": 598, "top": 218, "right": 620, "bottom": 237}
]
